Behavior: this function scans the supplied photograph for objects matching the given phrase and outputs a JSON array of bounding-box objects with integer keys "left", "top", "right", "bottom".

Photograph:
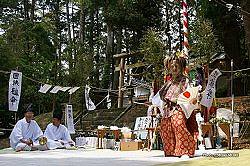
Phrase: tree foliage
[
  {"left": 190, "top": 17, "right": 223, "bottom": 60},
  {"left": 140, "top": 30, "right": 165, "bottom": 81}
]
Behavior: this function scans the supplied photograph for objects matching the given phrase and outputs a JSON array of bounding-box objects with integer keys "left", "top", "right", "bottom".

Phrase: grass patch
[{"left": 157, "top": 149, "right": 250, "bottom": 166}]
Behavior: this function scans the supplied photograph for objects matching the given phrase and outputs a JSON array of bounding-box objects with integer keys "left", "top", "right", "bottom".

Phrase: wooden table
[
  {"left": 97, "top": 129, "right": 106, "bottom": 149},
  {"left": 201, "top": 123, "right": 231, "bottom": 148},
  {"left": 97, "top": 129, "right": 121, "bottom": 149},
  {"left": 218, "top": 123, "right": 230, "bottom": 148},
  {"left": 201, "top": 123, "right": 215, "bottom": 148}
]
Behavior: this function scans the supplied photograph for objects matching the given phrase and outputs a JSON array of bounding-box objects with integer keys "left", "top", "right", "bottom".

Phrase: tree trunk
[
  {"left": 94, "top": 3, "right": 100, "bottom": 87},
  {"left": 23, "top": 0, "right": 30, "bottom": 57},
  {"left": 79, "top": 0, "right": 86, "bottom": 44},
  {"left": 113, "top": 27, "right": 122, "bottom": 90},
  {"left": 89, "top": 7, "right": 94, "bottom": 53},
  {"left": 23, "top": 0, "right": 29, "bottom": 20},
  {"left": 55, "top": 0, "right": 61, "bottom": 79},
  {"left": 165, "top": 0, "right": 172, "bottom": 52},
  {"left": 42, "top": 1, "right": 45, "bottom": 17},
  {"left": 72, "top": 1, "right": 76, "bottom": 69},
  {"left": 241, "top": 1, "right": 250, "bottom": 62},
  {"left": 52, "top": 0, "right": 62, "bottom": 111},
  {"left": 118, "top": 57, "right": 125, "bottom": 108},
  {"left": 88, "top": 5, "right": 95, "bottom": 85},
  {"left": 221, "top": 15, "right": 241, "bottom": 69},
  {"left": 104, "top": 22, "right": 114, "bottom": 88},
  {"left": 30, "top": 0, "right": 35, "bottom": 23},
  {"left": 106, "top": 23, "right": 114, "bottom": 62},
  {"left": 66, "top": 0, "right": 73, "bottom": 74},
  {"left": 66, "top": 0, "right": 71, "bottom": 42}
]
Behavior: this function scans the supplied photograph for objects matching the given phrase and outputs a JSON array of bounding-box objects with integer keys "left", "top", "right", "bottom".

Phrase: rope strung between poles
[
  {"left": 209, "top": 67, "right": 250, "bottom": 73},
  {"left": 0, "top": 69, "right": 152, "bottom": 93}
]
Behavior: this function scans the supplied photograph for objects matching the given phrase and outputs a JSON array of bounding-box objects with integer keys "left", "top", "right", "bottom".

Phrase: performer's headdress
[{"left": 164, "top": 52, "right": 187, "bottom": 71}]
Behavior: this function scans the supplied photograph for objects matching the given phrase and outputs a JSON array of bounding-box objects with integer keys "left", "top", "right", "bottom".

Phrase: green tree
[
  {"left": 190, "top": 17, "right": 223, "bottom": 60},
  {"left": 140, "top": 30, "right": 165, "bottom": 81}
]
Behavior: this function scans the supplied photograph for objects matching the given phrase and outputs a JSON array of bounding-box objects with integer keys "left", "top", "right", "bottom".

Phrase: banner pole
[{"left": 230, "top": 59, "right": 234, "bottom": 149}]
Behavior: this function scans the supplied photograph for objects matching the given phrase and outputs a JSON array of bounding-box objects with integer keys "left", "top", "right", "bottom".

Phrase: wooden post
[
  {"left": 15, "top": 67, "right": 19, "bottom": 123},
  {"left": 69, "top": 94, "right": 72, "bottom": 104},
  {"left": 113, "top": 52, "right": 141, "bottom": 108},
  {"left": 14, "top": 113, "right": 17, "bottom": 123},
  {"left": 118, "top": 58, "right": 125, "bottom": 108},
  {"left": 52, "top": 93, "right": 56, "bottom": 112}
]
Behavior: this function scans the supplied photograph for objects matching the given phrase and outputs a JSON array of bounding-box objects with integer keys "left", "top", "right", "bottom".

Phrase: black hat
[
  {"left": 24, "top": 104, "right": 33, "bottom": 113},
  {"left": 53, "top": 112, "right": 62, "bottom": 121}
]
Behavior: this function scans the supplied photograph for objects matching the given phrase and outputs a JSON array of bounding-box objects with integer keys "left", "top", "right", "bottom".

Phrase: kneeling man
[{"left": 45, "top": 112, "right": 75, "bottom": 150}]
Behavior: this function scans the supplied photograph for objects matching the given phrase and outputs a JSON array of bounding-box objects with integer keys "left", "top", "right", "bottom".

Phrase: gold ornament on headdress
[
  {"left": 176, "top": 51, "right": 185, "bottom": 58},
  {"left": 176, "top": 51, "right": 181, "bottom": 57}
]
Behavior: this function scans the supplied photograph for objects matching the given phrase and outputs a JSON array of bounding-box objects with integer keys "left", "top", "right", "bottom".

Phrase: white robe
[
  {"left": 9, "top": 118, "right": 43, "bottom": 150},
  {"left": 44, "top": 123, "right": 75, "bottom": 150}
]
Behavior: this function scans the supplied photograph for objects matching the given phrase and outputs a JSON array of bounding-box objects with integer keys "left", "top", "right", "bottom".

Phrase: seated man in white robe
[
  {"left": 9, "top": 104, "right": 46, "bottom": 152},
  {"left": 45, "top": 113, "right": 75, "bottom": 150}
]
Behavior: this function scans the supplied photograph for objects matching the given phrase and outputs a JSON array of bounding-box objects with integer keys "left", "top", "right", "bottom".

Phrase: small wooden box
[{"left": 120, "top": 141, "right": 143, "bottom": 151}]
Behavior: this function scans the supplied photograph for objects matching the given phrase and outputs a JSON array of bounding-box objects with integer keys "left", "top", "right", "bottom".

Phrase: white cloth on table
[
  {"left": 44, "top": 123, "right": 75, "bottom": 150},
  {"left": 9, "top": 118, "right": 43, "bottom": 150}
]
